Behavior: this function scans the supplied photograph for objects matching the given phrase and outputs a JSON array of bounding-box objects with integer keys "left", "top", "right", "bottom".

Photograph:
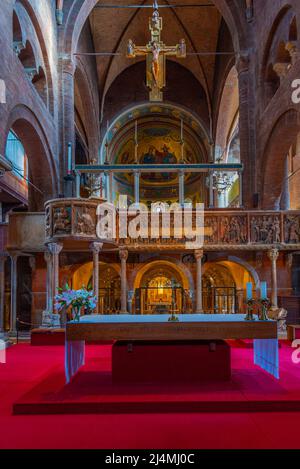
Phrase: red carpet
[
  {"left": 1, "top": 342, "right": 300, "bottom": 448},
  {"left": 12, "top": 341, "right": 300, "bottom": 414}
]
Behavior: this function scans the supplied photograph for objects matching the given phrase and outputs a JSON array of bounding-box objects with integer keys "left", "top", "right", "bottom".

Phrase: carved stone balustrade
[
  {"left": 5, "top": 204, "right": 300, "bottom": 253},
  {"left": 118, "top": 210, "right": 300, "bottom": 251},
  {"left": 45, "top": 198, "right": 111, "bottom": 246}
]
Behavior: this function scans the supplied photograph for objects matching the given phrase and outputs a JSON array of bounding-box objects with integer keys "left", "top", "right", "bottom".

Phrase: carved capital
[
  {"left": 56, "top": 8, "right": 64, "bottom": 25},
  {"left": 285, "top": 41, "right": 299, "bottom": 65},
  {"left": 119, "top": 248, "right": 129, "bottom": 262},
  {"left": 13, "top": 41, "right": 25, "bottom": 56},
  {"left": 90, "top": 242, "right": 103, "bottom": 254},
  {"left": 47, "top": 243, "right": 63, "bottom": 256},
  {"left": 8, "top": 250, "right": 20, "bottom": 261},
  {"left": 273, "top": 62, "right": 290, "bottom": 82},
  {"left": 268, "top": 248, "right": 279, "bottom": 262},
  {"left": 194, "top": 249, "right": 204, "bottom": 261}
]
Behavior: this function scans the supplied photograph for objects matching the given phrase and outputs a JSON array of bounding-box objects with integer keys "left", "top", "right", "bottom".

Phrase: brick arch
[
  {"left": 3, "top": 105, "right": 58, "bottom": 211},
  {"left": 62, "top": 0, "right": 248, "bottom": 56},
  {"left": 129, "top": 257, "right": 195, "bottom": 292},
  {"left": 262, "top": 5, "right": 294, "bottom": 69},
  {"left": 261, "top": 109, "right": 300, "bottom": 210},
  {"left": 261, "top": 5, "right": 297, "bottom": 104}
]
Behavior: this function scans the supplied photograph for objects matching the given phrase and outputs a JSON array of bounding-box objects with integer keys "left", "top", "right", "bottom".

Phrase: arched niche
[
  {"left": 262, "top": 7, "right": 298, "bottom": 106},
  {"left": 18, "top": 39, "right": 36, "bottom": 70},
  {"left": 262, "top": 109, "right": 300, "bottom": 210},
  {"left": 32, "top": 67, "right": 48, "bottom": 107},
  {"left": 4, "top": 105, "right": 57, "bottom": 211},
  {"left": 13, "top": 9, "right": 23, "bottom": 47}
]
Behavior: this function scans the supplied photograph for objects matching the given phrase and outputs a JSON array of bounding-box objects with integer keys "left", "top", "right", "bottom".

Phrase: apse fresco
[{"left": 115, "top": 123, "right": 199, "bottom": 185}]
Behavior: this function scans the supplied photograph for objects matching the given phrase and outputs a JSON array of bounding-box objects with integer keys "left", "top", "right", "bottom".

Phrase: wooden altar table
[{"left": 65, "top": 314, "right": 278, "bottom": 383}]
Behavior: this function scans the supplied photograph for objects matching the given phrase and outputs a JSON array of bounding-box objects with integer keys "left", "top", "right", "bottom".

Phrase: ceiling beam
[
  {"left": 75, "top": 163, "right": 243, "bottom": 173},
  {"left": 94, "top": 4, "right": 216, "bottom": 9}
]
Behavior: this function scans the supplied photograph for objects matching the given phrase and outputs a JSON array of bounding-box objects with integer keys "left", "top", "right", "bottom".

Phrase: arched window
[{"left": 5, "top": 130, "right": 28, "bottom": 182}]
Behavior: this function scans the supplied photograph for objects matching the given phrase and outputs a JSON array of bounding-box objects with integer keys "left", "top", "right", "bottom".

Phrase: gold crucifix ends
[{"left": 127, "top": 7, "right": 186, "bottom": 102}]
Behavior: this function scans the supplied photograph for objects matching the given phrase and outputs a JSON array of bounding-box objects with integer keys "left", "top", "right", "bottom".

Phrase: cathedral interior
[{"left": 1, "top": 0, "right": 300, "bottom": 332}]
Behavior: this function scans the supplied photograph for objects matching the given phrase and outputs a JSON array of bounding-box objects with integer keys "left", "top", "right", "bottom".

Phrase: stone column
[
  {"left": 238, "top": 170, "right": 243, "bottom": 208},
  {"left": 280, "top": 156, "right": 290, "bottom": 210},
  {"left": 90, "top": 242, "right": 103, "bottom": 313},
  {"left": 119, "top": 248, "right": 128, "bottom": 314},
  {"left": 105, "top": 171, "right": 113, "bottom": 203},
  {"left": 209, "top": 170, "right": 214, "bottom": 208},
  {"left": 0, "top": 256, "right": 6, "bottom": 332},
  {"left": 268, "top": 248, "right": 279, "bottom": 310},
  {"left": 9, "top": 252, "right": 19, "bottom": 333},
  {"left": 195, "top": 249, "right": 204, "bottom": 313},
  {"left": 47, "top": 243, "right": 63, "bottom": 308},
  {"left": 236, "top": 52, "right": 256, "bottom": 208},
  {"left": 44, "top": 251, "right": 53, "bottom": 312},
  {"left": 134, "top": 170, "right": 140, "bottom": 205},
  {"left": 178, "top": 170, "right": 185, "bottom": 206},
  {"left": 74, "top": 170, "right": 81, "bottom": 198},
  {"left": 60, "top": 59, "right": 75, "bottom": 197}
]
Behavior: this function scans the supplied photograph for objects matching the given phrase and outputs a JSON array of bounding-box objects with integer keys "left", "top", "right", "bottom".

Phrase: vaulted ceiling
[{"left": 87, "top": 0, "right": 226, "bottom": 110}]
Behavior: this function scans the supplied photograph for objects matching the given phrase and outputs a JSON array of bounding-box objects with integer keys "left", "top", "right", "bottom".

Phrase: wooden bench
[{"left": 287, "top": 325, "right": 300, "bottom": 342}]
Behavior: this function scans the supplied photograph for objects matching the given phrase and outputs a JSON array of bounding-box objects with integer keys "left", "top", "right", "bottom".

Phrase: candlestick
[
  {"left": 246, "top": 282, "right": 253, "bottom": 300},
  {"left": 260, "top": 281, "right": 267, "bottom": 299},
  {"left": 67, "top": 142, "right": 72, "bottom": 174}
]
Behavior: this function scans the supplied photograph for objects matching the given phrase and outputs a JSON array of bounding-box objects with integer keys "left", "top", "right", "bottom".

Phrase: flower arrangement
[{"left": 55, "top": 284, "right": 97, "bottom": 321}]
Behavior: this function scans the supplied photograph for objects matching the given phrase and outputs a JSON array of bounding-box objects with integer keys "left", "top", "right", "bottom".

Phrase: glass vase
[{"left": 72, "top": 306, "right": 81, "bottom": 322}]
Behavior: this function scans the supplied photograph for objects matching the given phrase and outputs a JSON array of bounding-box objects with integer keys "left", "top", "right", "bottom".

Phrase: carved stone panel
[
  {"left": 53, "top": 206, "right": 72, "bottom": 236},
  {"left": 250, "top": 215, "right": 281, "bottom": 244},
  {"left": 204, "top": 216, "right": 218, "bottom": 244},
  {"left": 74, "top": 205, "right": 97, "bottom": 237},
  {"left": 284, "top": 215, "right": 300, "bottom": 244},
  {"left": 219, "top": 215, "right": 247, "bottom": 245}
]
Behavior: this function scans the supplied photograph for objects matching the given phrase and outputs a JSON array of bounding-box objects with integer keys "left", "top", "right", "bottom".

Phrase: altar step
[
  {"left": 13, "top": 342, "right": 300, "bottom": 415},
  {"left": 13, "top": 393, "right": 300, "bottom": 416}
]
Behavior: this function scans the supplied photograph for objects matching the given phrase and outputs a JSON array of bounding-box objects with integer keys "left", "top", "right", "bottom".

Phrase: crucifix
[{"left": 127, "top": 2, "right": 186, "bottom": 102}]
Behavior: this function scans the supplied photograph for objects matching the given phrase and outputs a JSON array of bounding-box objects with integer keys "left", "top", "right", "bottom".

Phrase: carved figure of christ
[{"left": 127, "top": 39, "right": 185, "bottom": 101}]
